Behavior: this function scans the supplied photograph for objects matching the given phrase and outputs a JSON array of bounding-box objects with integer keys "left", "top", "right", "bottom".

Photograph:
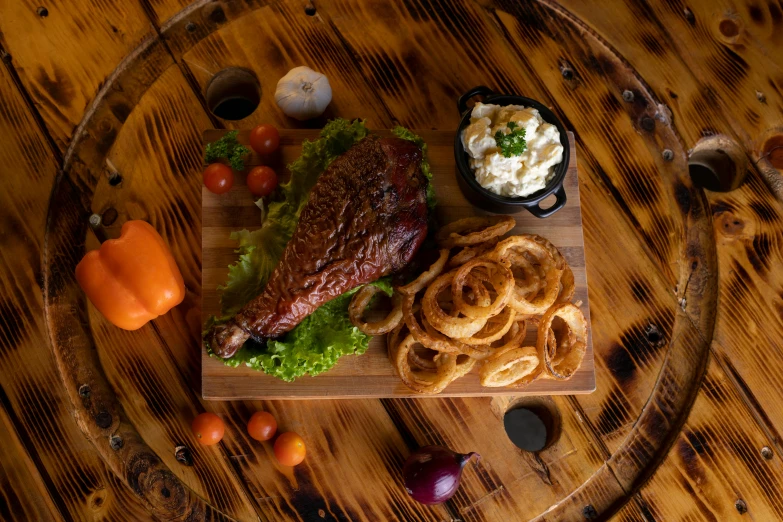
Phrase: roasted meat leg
[{"left": 210, "top": 135, "right": 428, "bottom": 358}]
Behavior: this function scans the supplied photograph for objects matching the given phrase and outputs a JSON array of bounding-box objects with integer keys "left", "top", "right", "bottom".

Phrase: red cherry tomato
[
  {"left": 274, "top": 432, "right": 306, "bottom": 466},
  {"left": 249, "top": 124, "right": 280, "bottom": 155},
  {"left": 203, "top": 163, "right": 234, "bottom": 194},
  {"left": 191, "top": 412, "right": 225, "bottom": 445},
  {"left": 247, "top": 411, "right": 277, "bottom": 442},
  {"left": 247, "top": 166, "right": 278, "bottom": 197}
]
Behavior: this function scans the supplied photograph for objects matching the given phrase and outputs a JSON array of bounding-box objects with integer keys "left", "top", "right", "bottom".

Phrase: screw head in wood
[
  {"left": 641, "top": 116, "right": 655, "bottom": 131},
  {"left": 761, "top": 446, "right": 773, "bottom": 460},
  {"left": 89, "top": 214, "right": 102, "bottom": 227},
  {"left": 662, "top": 149, "right": 674, "bottom": 161},
  {"left": 622, "top": 90, "right": 634, "bottom": 102},
  {"left": 735, "top": 499, "right": 747, "bottom": 514},
  {"left": 645, "top": 324, "right": 664, "bottom": 346},
  {"left": 583, "top": 505, "right": 598, "bottom": 519},
  {"left": 683, "top": 7, "right": 695, "bottom": 24},
  {"left": 109, "top": 435, "right": 123, "bottom": 451},
  {"left": 186, "top": 22, "right": 196, "bottom": 32},
  {"left": 78, "top": 384, "right": 91, "bottom": 398},
  {"left": 175, "top": 445, "right": 193, "bottom": 466},
  {"left": 756, "top": 91, "right": 767, "bottom": 104}
]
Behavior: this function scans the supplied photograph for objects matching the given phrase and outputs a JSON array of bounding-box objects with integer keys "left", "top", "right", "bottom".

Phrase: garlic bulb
[{"left": 275, "top": 66, "right": 332, "bottom": 121}]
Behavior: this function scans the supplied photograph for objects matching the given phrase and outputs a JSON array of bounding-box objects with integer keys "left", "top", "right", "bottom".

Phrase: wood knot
[
  {"left": 90, "top": 488, "right": 106, "bottom": 511},
  {"left": 718, "top": 18, "right": 740, "bottom": 38},
  {"left": 95, "top": 411, "right": 112, "bottom": 429},
  {"left": 205, "top": 4, "right": 226, "bottom": 24},
  {"left": 762, "top": 135, "right": 783, "bottom": 170},
  {"left": 101, "top": 207, "right": 118, "bottom": 226},
  {"left": 716, "top": 212, "right": 745, "bottom": 236}
]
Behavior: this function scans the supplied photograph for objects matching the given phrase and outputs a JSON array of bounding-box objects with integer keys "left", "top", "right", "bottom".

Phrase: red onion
[{"left": 403, "top": 445, "right": 480, "bottom": 504}]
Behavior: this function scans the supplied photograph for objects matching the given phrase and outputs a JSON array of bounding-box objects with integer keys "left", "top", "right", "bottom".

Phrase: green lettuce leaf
[{"left": 219, "top": 278, "right": 391, "bottom": 382}]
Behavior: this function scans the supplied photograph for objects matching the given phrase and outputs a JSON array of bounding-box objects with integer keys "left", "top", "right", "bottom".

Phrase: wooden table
[{"left": 1, "top": 0, "right": 781, "bottom": 520}]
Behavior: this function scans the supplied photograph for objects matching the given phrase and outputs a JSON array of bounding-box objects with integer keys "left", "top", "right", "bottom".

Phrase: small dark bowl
[{"left": 454, "top": 86, "right": 570, "bottom": 217}]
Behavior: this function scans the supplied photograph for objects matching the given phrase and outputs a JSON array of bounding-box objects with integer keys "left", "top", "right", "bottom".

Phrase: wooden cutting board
[{"left": 201, "top": 129, "right": 594, "bottom": 399}]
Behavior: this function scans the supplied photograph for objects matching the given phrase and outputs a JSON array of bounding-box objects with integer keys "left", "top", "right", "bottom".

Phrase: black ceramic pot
[{"left": 454, "top": 86, "right": 570, "bottom": 217}]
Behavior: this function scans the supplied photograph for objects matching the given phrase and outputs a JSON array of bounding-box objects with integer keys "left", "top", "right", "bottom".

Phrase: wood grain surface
[
  {"left": 201, "top": 129, "right": 595, "bottom": 399},
  {"left": 0, "top": 0, "right": 782, "bottom": 520}
]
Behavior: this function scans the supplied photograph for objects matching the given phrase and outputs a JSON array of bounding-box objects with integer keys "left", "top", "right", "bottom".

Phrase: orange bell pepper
[{"left": 75, "top": 220, "right": 185, "bottom": 330}]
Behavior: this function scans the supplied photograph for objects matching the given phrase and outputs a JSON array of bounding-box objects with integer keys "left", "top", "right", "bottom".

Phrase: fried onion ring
[
  {"left": 488, "top": 318, "right": 528, "bottom": 354},
  {"left": 537, "top": 302, "right": 588, "bottom": 380},
  {"left": 488, "top": 236, "right": 562, "bottom": 315},
  {"left": 527, "top": 234, "right": 575, "bottom": 303},
  {"left": 422, "top": 272, "right": 488, "bottom": 338},
  {"left": 452, "top": 259, "right": 513, "bottom": 319},
  {"left": 390, "top": 332, "right": 458, "bottom": 394},
  {"left": 408, "top": 345, "right": 439, "bottom": 371},
  {"left": 447, "top": 238, "right": 500, "bottom": 268},
  {"left": 457, "top": 306, "right": 516, "bottom": 345},
  {"left": 437, "top": 352, "right": 476, "bottom": 380},
  {"left": 505, "top": 251, "right": 545, "bottom": 296},
  {"left": 435, "top": 216, "right": 516, "bottom": 249},
  {"left": 349, "top": 286, "right": 403, "bottom": 335},
  {"left": 397, "top": 249, "right": 450, "bottom": 296},
  {"left": 479, "top": 346, "right": 541, "bottom": 387},
  {"left": 421, "top": 315, "right": 490, "bottom": 358},
  {"left": 402, "top": 294, "right": 461, "bottom": 354}
]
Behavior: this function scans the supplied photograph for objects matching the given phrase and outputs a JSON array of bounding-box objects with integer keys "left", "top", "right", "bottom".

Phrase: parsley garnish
[
  {"left": 494, "top": 121, "right": 527, "bottom": 158},
  {"left": 205, "top": 130, "right": 250, "bottom": 171}
]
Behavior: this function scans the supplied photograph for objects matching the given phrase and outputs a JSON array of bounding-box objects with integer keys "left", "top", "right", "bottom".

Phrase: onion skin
[{"left": 403, "top": 445, "right": 480, "bottom": 504}]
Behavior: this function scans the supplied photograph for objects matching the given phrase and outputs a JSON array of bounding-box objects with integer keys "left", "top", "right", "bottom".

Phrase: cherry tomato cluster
[
  {"left": 191, "top": 411, "right": 306, "bottom": 467},
  {"left": 203, "top": 124, "right": 280, "bottom": 198}
]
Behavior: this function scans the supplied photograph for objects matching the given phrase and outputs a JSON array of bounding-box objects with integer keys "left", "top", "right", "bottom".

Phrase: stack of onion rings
[{"left": 349, "top": 216, "right": 588, "bottom": 394}]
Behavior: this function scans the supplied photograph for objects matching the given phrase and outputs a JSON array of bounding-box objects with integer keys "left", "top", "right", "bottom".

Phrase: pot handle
[
  {"left": 526, "top": 185, "right": 567, "bottom": 219},
  {"left": 457, "top": 86, "right": 495, "bottom": 115}
]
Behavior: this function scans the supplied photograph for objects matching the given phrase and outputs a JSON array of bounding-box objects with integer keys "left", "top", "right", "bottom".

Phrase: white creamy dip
[{"left": 461, "top": 102, "right": 564, "bottom": 197}]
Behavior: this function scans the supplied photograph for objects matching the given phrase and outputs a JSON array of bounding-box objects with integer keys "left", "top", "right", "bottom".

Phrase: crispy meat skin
[{"left": 211, "top": 135, "right": 427, "bottom": 358}]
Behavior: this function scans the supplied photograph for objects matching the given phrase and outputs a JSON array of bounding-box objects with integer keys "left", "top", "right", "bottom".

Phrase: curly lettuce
[{"left": 206, "top": 119, "right": 431, "bottom": 381}]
